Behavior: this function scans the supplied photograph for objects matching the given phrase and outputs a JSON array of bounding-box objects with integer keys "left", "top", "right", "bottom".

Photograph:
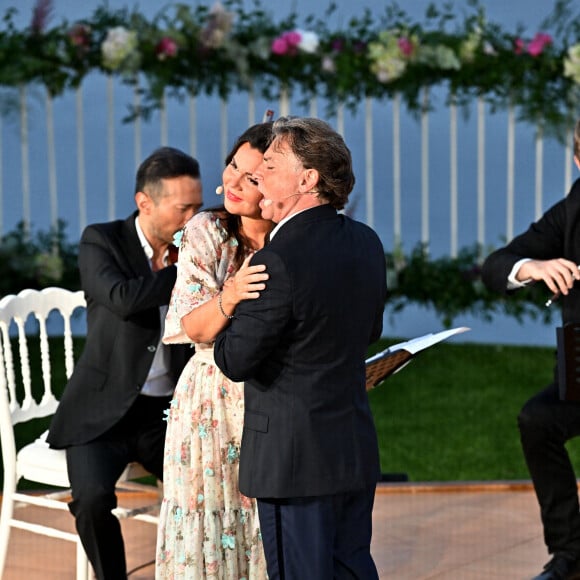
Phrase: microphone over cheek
[{"left": 215, "top": 186, "right": 224, "bottom": 195}]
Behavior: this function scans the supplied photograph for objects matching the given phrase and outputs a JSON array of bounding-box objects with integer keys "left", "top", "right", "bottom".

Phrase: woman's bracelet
[{"left": 217, "top": 291, "right": 234, "bottom": 320}]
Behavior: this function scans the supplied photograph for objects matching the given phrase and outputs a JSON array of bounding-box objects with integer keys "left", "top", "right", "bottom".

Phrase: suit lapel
[{"left": 120, "top": 212, "right": 151, "bottom": 276}]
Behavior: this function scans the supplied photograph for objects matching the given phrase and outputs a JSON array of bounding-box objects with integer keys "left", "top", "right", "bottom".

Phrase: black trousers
[
  {"left": 66, "top": 395, "right": 170, "bottom": 580},
  {"left": 257, "top": 486, "right": 379, "bottom": 580},
  {"left": 518, "top": 382, "right": 580, "bottom": 556}
]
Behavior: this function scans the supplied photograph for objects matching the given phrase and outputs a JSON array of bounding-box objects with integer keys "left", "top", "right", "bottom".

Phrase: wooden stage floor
[{"left": 2, "top": 481, "right": 550, "bottom": 579}]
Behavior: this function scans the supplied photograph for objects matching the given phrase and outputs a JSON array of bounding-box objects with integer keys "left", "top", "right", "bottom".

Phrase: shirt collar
[
  {"left": 135, "top": 215, "right": 154, "bottom": 260},
  {"left": 269, "top": 207, "right": 312, "bottom": 241}
]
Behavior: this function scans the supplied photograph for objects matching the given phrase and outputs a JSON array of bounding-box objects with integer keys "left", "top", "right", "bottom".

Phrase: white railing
[{"left": 0, "top": 77, "right": 576, "bottom": 258}]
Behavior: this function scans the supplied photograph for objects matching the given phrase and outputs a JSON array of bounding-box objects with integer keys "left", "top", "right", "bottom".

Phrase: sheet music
[{"left": 366, "top": 326, "right": 471, "bottom": 362}]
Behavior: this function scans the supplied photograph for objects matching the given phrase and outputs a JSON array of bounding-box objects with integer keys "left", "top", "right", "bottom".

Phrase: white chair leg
[
  {"left": 0, "top": 502, "right": 13, "bottom": 577},
  {"left": 0, "top": 478, "right": 17, "bottom": 576},
  {"left": 76, "top": 539, "right": 91, "bottom": 580}
]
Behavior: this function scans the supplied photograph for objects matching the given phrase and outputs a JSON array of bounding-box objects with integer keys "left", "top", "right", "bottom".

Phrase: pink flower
[
  {"left": 527, "top": 32, "right": 552, "bottom": 57},
  {"left": 271, "top": 37, "right": 289, "bottom": 55},
  {"left": 155, "top": 37, "right": 178, "bottom": 60},
  {"left": 271, "top": 31, "right": 302, "bottom": 56},
  {"left": 513, "top": 38, "right": 525, "bottom": 54},
  {"left": 398, "top": 37, "right": 415, "bottom": 57},
  {"left": 68, "top": 23, "right": 91, "bottom": 50}
]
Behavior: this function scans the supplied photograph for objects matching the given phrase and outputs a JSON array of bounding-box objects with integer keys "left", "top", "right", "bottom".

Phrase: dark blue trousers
[{"left": 257, "top": 486, "right": 379, "bottom": 580}]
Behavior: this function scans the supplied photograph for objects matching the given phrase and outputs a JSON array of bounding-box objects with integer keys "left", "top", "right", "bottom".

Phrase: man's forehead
[{"left": 266, "top": 137, "right": 293, "bottom": 158}]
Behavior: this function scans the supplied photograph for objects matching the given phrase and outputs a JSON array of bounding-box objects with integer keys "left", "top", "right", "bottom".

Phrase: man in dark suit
[
  {"left": 47, "top": 146, "right": 203, "bottom": 580},
  {"left": 214, "top": 116, "right": 387, "bottom": 579},
  {"left": 481, "top": 120, "right": 580, "bottom": 580}
]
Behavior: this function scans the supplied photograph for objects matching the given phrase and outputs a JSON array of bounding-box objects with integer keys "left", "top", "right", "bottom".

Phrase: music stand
[{"left": 365, "top": 326, "right": 471, "bottom": 391}]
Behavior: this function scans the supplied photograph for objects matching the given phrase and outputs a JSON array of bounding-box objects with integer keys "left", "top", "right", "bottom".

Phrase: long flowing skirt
[{"left": 156, "top": 351, "right": 267, "bottom": 579}]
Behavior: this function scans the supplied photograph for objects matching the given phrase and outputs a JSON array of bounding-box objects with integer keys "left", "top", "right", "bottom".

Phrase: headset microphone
[
  {"left": 215, "top": 186, "right": 224, "bottom": 195},
  {"left": 262, "top": 192, "right": 311, "bottom": 207}
]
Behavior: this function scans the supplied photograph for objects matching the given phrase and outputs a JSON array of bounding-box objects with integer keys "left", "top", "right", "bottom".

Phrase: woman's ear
[{"left": 574, "top": 155, "right": 580, "bottom": 171}]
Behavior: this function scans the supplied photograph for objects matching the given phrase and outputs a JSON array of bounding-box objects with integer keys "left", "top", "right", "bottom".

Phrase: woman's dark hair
[{"left": 209, "top": 122, "right": 273, "bottom": 269}]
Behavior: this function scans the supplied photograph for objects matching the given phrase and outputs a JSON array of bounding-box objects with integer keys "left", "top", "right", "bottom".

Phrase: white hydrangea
[
  {"left": 296, "top": 29, "right": 319, "bottom": 54},
  {"left": 101, "top": 26, "right": 138, "bottom": 71},
  {"left": 564, "top": 44, "right": 580, "bottom": 84}
]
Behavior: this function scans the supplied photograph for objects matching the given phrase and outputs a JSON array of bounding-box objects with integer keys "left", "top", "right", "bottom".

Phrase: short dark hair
[
  {"left": 135, "top": 146, "right": 201, "bottom": 203},
  {"left": 271, "top": 116, "right": 355, "bottom": 210}
]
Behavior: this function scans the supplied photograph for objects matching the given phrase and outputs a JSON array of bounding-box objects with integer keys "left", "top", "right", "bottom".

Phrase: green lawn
[
  {"left": 7, "top": 337, "right": 578, "bottom": 485},
  {"left": 368, "top": 338, "right": 573, "bottom": 481}
]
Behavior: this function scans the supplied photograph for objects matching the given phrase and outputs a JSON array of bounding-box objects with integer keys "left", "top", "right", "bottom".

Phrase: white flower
[
  {"left": 482, "top": 41, "right": 497, "bottom": 56},
  {"left": 564, "top": 44, "right": 580, "bottom": 84},
  {"left": 101, "top": 26, "right": 139, "bottom": 71},
  {"left": 296, "top": 29, "right": 319, "bottom": 54},
  {"left": 322, "top": 55, "right": 336, "bottom": 73},
  {"left": 460, "top": 31, "right": 481, "bottom": 63},
  {"left": 368, "top": 31, "right": 409, "bottom": 83}
]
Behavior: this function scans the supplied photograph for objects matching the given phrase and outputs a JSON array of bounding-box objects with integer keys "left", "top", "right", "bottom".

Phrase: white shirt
[
  {"left": 269, "top": 207, "right": 318, "bottom": 241},
  {"left": 507, "top": 258, "right": 532, "bottom": 289},
  {"left": 135, "top": 217, "right": 174, "bottom": 397}
]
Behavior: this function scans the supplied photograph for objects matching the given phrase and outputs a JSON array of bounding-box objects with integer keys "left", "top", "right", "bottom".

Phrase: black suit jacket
[
  {"left": 48, "top": 212, "right": 191, "bottom": 448},
  {"left": 214, "top": 205, "right": 387, "bottom": 498},
  {"left": 482, "top": 177, "right": 580, "bottom": 326}
]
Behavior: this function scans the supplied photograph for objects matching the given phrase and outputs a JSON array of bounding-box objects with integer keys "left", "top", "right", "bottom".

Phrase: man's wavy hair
[{"left": 271, "top": 116, "right": 355, "bottom": 210}]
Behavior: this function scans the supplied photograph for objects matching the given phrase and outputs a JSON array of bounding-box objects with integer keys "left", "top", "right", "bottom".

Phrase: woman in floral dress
[{"left": 156, "top": 123, "right": 273, "bottom": 579}]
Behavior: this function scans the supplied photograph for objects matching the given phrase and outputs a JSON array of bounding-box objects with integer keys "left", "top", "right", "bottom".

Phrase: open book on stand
[{"left": 365, "top": 327, "right": 471, "bottom": 390}]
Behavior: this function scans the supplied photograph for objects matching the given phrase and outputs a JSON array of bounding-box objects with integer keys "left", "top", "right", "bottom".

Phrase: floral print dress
[{"left": 156, "top": 211, "right": 267, "bottom": 579}]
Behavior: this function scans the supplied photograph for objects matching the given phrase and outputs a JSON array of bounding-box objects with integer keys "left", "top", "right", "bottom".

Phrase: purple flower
[
  {"left": 30, "top": 0, "right": 53, "bottom": 34},
  {"left": 331, "top": 38, "right": 345, "bottom": 53}
]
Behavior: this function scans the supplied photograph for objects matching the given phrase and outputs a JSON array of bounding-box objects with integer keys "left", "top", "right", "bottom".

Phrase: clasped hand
[
  {"left": 519, "top": 258, "right": 580, "bottom": 297},
  {"left": 222, "top": 255, "right": 269, "bottom": 307}
]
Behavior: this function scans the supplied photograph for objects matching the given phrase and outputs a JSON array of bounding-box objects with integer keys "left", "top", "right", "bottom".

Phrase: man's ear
[
  {"left": 135, "top": 191, "right": 152, "bottom": 214},
  {"left": 299, "top": 168, "right": 319, "bottom": 193},
  {"left": 575, "top": 155, "right": 580, "bottom": 171}
]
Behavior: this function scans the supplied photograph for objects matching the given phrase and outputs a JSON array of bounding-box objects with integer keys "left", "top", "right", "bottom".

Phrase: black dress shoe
[{"left": 533, "top": 554, "right": 580, "bottom": 580}]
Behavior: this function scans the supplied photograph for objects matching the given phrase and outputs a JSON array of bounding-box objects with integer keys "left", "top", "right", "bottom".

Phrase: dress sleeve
[{"left": 163, "top": 212, "right": 236, "bottom": 344}]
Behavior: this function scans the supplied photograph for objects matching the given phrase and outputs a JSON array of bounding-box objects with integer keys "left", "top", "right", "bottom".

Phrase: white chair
[{"left": 0, "top": 287, "right": 161, "bottom": 579}]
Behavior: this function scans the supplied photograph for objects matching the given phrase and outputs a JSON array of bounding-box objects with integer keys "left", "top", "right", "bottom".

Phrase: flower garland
[{"left": 0, "top": 0, "right": 579, "bottom": 133}]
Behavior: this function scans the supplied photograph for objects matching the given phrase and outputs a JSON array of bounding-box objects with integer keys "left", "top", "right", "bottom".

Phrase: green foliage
[
  {"left": 386, "top": 243, "right": 556, "bottom": 328},
  {"left": 8, "top": 337, "right": 572, "bottom": 485},
  {"left": 368, "top": 338, "right": 563, "bottom": 481},
  {"left": 0, "top": 223, "right": 557, "bottom": 328},
  {"left": 0, "top": 0, "right": 579, "bottom": 134},
  {"left": 0, "top": 220, "right": 80, "bottom": 298}
]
